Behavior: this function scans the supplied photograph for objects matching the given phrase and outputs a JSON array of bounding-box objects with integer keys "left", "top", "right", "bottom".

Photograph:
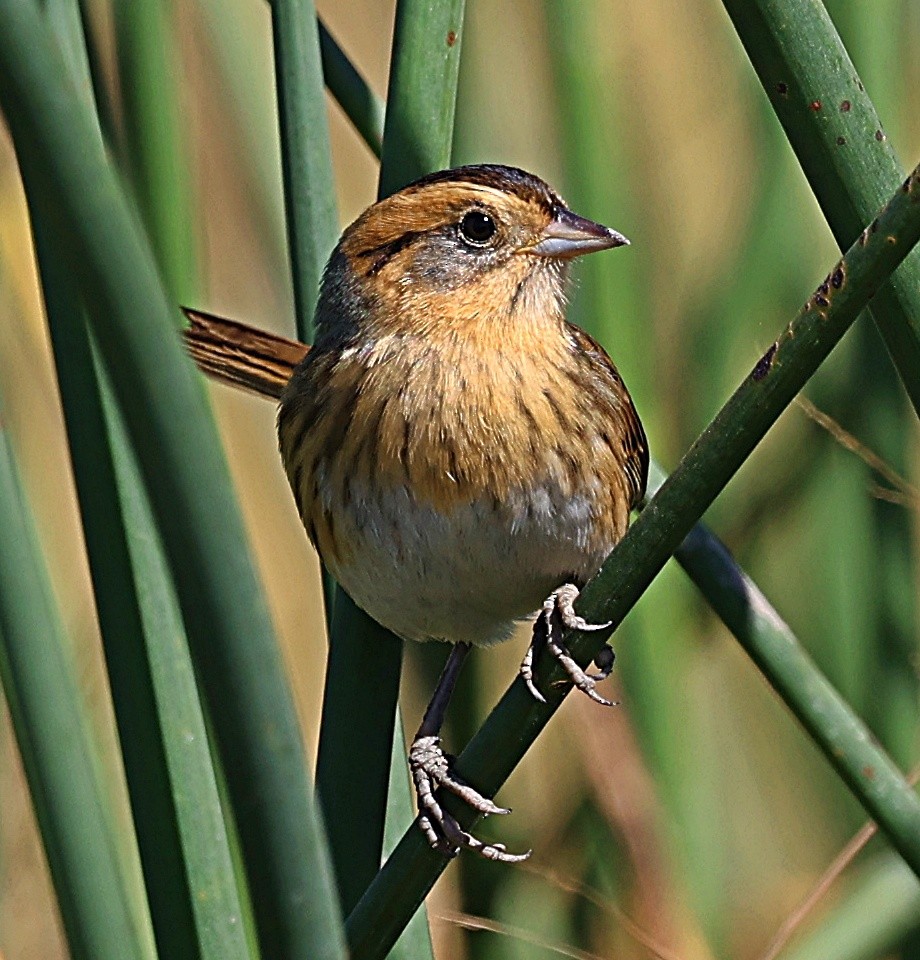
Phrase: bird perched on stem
[{"left": 186, "top": 164, "right": 647, "bottom": 862}]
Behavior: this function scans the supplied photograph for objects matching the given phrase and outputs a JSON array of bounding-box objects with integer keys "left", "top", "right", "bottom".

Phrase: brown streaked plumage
[{"left": 188, "top": 164, "right": 647, "bottom": 863}]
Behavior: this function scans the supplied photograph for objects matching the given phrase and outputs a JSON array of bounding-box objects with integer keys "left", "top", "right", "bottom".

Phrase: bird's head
[{"left": 315, "top": 164, "right": 629, "bottom": 347}]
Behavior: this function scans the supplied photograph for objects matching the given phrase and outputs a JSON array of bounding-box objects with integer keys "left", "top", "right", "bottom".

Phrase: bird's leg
[
  {"left": 410, "top": 641, "right": 530, "bottom": 863},
  {"left": 520, "top": 583, "right": 617, "bottom": 706}
]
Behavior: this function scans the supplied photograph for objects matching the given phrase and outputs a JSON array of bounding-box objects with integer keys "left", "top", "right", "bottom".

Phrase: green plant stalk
[
  {"left": 102, "top": 356, "right": 256, "bottom": 960},
  {"left": 733, "top": 0, "right": 920, "bottom": 773},
  {"left": 267, "top": 0, "right": 338, "bottom": 705},
  {"left": 345, "top": 167, "right": 920, "bottom": 960},
  {"left": 32, "top": 216, "right": 206, "bottom": 960},
  {"left": 318, "top": 19, "right": 384, "bottom": 158},
  {"left": 113, "top": 0, "right": 196, "bottom": 303},
  {"left": 312, "top": 0, "right": 464, "bottom": 925},
  {"left": 268, "top": 0, "right": 363, "bottom": 916},
  {"left": 723, "top": 0, "right": 920, "bottom": 766},
  {"left": 268, "top": 0, "right": 339, "bottom": 342},
  {"left": 722, "top": 0, "right": 920, "bottom": 415},
  {"left": 666, "top": 468, "right": 920, "bottom": 863},
  {"left": 0, "top": 6, "right": 345, "bottom": 958},
  {"left": 72, "top": 0, "right": 120, "bottom": 153},
  {"left": 315, "top": 593, "right": 404, "bottom": 915},
  {"left": 27, "top": 4, "right": 251, "bottom": 953},
  {"left": 43, "top": 0, "right": 93, "bottom": 97},
  {"left": 378, "top": 0, "right": 465, "bottom": 197},
  {"left": 0, "top": 409, "right": 153, "bottom": 960}
]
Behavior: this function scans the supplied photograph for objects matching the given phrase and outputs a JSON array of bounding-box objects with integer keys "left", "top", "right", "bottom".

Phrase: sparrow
[{"left": 185, "top": 164, "right": 647, "bottom": 862}]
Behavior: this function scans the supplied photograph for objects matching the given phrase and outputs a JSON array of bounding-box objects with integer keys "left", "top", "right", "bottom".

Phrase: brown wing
[{"left": 568, "top": 325, "right": 649, "bottom": 511}]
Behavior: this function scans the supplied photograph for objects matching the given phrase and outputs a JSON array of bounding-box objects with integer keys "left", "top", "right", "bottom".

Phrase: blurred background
[{"left": 1, "top": 1, "right": 919, "bottom": 957}]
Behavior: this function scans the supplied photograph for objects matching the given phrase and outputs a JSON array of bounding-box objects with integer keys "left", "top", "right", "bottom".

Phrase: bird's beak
[{"left": 525, "top": 208, "right": 629, "bottom": 259}]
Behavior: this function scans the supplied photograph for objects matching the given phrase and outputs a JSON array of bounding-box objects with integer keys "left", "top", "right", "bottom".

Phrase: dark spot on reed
[{"left": 753, "top": 343, "right": 778, "bottom": 381}]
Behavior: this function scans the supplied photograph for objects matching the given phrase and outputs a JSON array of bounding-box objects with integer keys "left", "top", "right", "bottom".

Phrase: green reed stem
[
  {"left": 269, "top": 0, "right": 339, "bottom": 342},
  {"left": 0, "top": 407, "right": 153, "bottom": 960},
  {"left": 268, "top": 0, "right": 338, "bottom": 681},
  {"left": 113, "top": 0, "right": 197, "bottom": 303},
  {"left": 319, "top": 20, "right": 384, "bottom": 158},
  {"left": 32, "top": 216, "right": 206, "bottom": 960},
  {"left": 33, "top": 5, "right": 250, "bottom": 954},
  {"left": 724, "top": 0, "right": 920, "bottom": 773},
  {"left": 722, "top": 0, "right": 920, "bottom": 415},
  {"left": 378, "top": 0, "right": 465, "bottom": 197},
  {"left": 316, "top": 594, "right": 404, "bottom": 915}
]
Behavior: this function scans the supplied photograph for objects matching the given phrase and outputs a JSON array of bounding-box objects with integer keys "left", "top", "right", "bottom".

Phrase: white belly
[{"left": 326, "top": 478, "right": 612, "bottom": 646}]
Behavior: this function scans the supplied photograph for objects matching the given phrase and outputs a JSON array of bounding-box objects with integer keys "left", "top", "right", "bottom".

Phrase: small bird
[{"left": 186, "top": 164, "right": 647, "bottom": 862}]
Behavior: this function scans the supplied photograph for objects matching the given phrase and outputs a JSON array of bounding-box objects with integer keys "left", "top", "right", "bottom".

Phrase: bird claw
[
  {"left": 519, "top": 583, "right": 617, "bottom": 706},
  {"left": 520, "top": 640, "right": 547, "bottom": 702},
  {"left": 409, "top": 735, "right": 530, "bottom": 864}
]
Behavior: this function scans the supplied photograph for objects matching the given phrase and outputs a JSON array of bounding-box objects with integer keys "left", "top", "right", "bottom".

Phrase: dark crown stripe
[{"left": 403, "top": 164, "right": 560, "bottom": 214}]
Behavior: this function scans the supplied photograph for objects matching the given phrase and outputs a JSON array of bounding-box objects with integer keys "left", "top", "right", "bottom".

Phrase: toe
[
  {"left": 553, "top": 583, "right": 611, "bottom": 632},
  {"left": 521, "top": 670, "right": 547, "bottom": 703}
]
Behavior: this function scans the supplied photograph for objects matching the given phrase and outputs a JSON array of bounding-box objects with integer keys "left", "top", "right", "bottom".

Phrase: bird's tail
[{"left": 182, "top": 307, "right": 308, "bottom": 400}]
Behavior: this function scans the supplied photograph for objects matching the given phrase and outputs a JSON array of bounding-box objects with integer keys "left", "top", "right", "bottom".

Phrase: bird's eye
[{"left": 458, "top": 210, "right": 497, "bottom": 247}]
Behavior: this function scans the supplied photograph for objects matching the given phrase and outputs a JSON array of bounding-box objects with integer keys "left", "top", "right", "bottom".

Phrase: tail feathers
[{"left": 182, "top": 308, "right": 309, "bottom": 400}]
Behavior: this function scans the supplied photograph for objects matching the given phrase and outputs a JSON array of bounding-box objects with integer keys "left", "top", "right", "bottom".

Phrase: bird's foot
[
  {"left": 520, "top": 583, "right": 616, "bottom": 706},
  {"left": 409, "top": 734, "right": 531, "bottom": 863}
]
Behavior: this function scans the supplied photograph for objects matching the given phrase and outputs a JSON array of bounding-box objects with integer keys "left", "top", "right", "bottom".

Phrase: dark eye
[{"left": 458, "top": 210, "right": 497, "bottom": 247}]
